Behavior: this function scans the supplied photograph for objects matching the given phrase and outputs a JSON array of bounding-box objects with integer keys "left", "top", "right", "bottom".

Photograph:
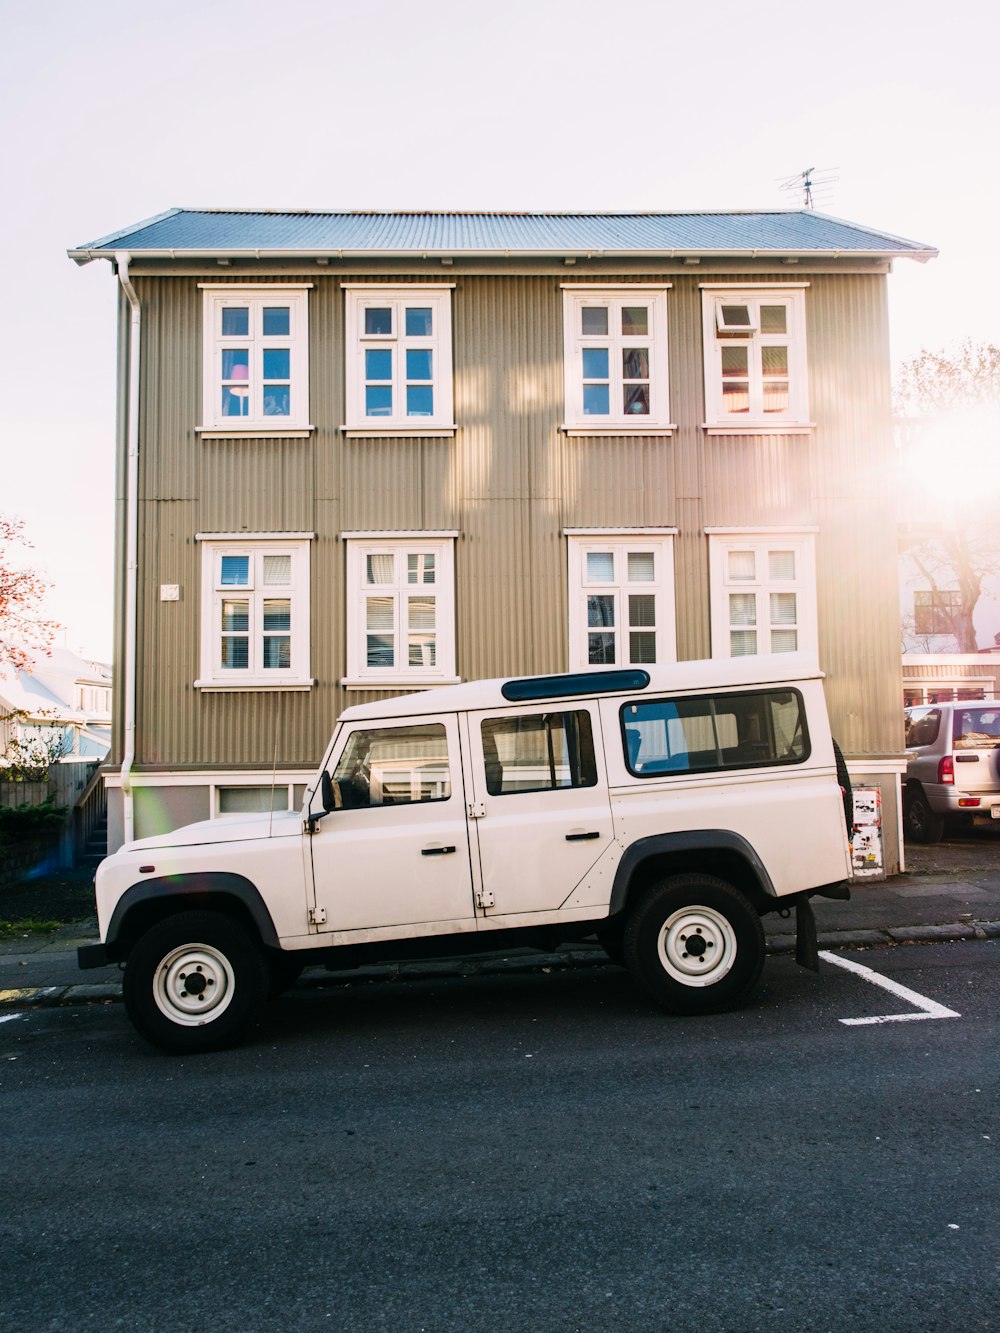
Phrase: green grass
[{"left": 0, "top": 918, "right": 62, "bottom": 938}]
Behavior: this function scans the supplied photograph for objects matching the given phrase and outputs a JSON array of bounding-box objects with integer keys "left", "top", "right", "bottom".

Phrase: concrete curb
[{"left": 2, "top": 922, "right": 998, "bottom": 1012}]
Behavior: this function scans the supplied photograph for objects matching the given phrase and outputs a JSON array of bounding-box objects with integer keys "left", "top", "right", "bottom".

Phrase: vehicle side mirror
[{"left": 321, "top": 769, "right": 335, "bottom": 814}]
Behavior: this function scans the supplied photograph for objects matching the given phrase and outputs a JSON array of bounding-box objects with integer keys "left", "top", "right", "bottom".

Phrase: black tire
[
  {"left": 623, "top": 874, "right": 765, "bottom": 1015},
  {"left": 832, "top": 738, "right": 853, "bottom": 833},
  {"left": 903, "top": 787, "right": 945, "bottom": 844},
  {"left": 123, "top": 910, "right": 269, "bottom": 1054}
]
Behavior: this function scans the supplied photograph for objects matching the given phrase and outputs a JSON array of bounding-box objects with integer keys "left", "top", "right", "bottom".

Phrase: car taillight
[{"left": 938, "top": 755, "right": 955, "bottom": 785}]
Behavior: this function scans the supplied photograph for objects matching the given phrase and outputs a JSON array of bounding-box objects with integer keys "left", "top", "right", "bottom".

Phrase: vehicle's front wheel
[
  {"left": 624, "top": 874, "right": 765, "bottom": 1015},
  {"left": 903, "top": 787, "right": 945, "bottom": 844},
  {"left": 123, "top": 910, "right": 269, "bottom": 1053}
]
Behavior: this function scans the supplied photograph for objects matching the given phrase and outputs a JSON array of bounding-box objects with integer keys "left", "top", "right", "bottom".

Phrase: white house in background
[{"left": 0, "top": 648, "right": 112, "bottom": 763}]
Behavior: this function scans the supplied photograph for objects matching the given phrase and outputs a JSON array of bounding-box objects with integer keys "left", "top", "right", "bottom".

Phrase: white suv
[
  {"left": 80, "top": 655, "right": 853, "bottom": 1052},
  {"left": 904, "top": 701, "right": 1000, "bottom": 842}
]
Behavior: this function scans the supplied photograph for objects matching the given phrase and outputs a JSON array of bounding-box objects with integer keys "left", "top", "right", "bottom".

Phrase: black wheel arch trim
[
  {"left": 105, "top": 873, "right": 280, "bottom": 952},
  {"left": 608, "top": 830, "right": 776, "bottom": 916}
]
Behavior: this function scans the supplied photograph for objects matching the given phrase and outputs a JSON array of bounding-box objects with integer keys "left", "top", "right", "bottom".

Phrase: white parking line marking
[
  {"left": 819, "top": 950, "right": 962, "bottom": 1026},
  {"left": 0, "top": 1013, "right": 23, "bottom": 1025}
]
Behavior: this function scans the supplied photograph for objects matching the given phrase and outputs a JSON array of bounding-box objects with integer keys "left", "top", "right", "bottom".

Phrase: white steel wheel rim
[
  {"left": 657, "top": 906, "right": 737, "bottom": 988},
  {"left": 153, "top": 942, "right": 237, "bottom": 1027}
]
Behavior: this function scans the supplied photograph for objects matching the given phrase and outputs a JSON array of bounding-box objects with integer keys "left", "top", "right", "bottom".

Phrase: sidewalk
[{"left": 3, "top": 833, "right": 1000, "bottom": 1011}]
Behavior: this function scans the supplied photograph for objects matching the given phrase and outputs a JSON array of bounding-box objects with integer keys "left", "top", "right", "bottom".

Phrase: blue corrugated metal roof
[{"left": 69, "top": 208, "right": 936, "bottom": 261}]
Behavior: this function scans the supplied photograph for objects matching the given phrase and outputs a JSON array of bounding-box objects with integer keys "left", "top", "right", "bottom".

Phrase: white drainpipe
[{"left": 115, "top": 252, "right": 140, "bottom": 845}]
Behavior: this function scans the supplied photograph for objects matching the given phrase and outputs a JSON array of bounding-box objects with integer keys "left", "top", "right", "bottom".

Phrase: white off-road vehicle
[{"left": 80, "top": 655, "right": 853, "bottom": 1052}]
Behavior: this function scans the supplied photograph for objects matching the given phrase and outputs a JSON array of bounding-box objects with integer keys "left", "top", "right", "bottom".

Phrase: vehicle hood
[{"left": 119, "top": 808, "right": 302, "bottom": 853}]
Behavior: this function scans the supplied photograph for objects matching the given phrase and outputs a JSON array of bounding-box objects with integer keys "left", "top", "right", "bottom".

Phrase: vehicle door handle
[
  {"left": 565, "top": 830, "right": 601, "bottom": 842},
  {"left": 421, "top": 845, "right": 457, "bottom": 856}
]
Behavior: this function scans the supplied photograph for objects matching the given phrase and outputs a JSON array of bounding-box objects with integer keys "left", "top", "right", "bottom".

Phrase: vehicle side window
[
  {"left": 331, "top": 723, "right": 451, "bottom": 809},
  {"left": 621, "top": 689, "right": 808, "bottom": 776},
  {"left": 953, "top": 707, "right": 1000, "bottom": 749},
  {"left": 481, "top": 711, "right": 597, "bottom": 796},
  {"left": 905, "top": 708, "right": 941, "bottom": 748}
]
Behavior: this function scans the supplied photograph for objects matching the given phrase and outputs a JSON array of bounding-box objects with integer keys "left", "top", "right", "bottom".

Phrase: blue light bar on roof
[{"left": 501, "top": 670, "right": 651, "bottom": 702}]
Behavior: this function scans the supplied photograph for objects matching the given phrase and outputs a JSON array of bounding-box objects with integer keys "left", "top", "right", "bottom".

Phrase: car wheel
[
  {"left": 903, "top": 788, "right": 945, "bottom": 844},
  {"left": 123, "top": 910, "right": 269, "bottom": 1054},
  {"left": 623, "top": 874, "right": 765, "bottom": 1015}
]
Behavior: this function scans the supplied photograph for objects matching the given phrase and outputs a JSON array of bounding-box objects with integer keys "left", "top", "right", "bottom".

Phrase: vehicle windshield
[{"left": 952, "top": 706, "right": 1000, "bottom": 749}]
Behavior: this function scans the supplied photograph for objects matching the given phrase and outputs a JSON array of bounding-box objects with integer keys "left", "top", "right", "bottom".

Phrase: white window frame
[
  {"left": 566, "top": 530, "right": 677, "bottom": 671},
  {"left": 562, "top": 287, "right": 673, "bottom": 434},
  {"left": 195, "top": 534, "right": 313, "bottom": 690},
  {"left": 199, "top": 286, "right": 312, "bottom": 436},
  {"left": 343, "top": 286, "right": 455, "bottom": 434},
  {"left": 343, "top": 533, "right": 459, "bottom": 688},
  {"left": 701, "top": 285, "right": 810, "bottom": 432},
  {"left": 707, "top": 529, "right": 818, "bottom": 659}
]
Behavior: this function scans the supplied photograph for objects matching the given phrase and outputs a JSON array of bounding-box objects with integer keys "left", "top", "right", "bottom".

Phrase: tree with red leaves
[{"left": 0, "top": 515, "right": 57, "bottom": 672}]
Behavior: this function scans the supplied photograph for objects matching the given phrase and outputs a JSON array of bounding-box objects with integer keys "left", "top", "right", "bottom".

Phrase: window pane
[
  {"left": 720, "top": 304, "right": 752, "bottom": 329},
  {"left": 583, "top": 384, "right": 610, "bottom": 415},
  {"left": 222, "top": 349, "right": 250, "bottom": 380},
  {"left": 263, "top": 386, "right": 290, "bottom": 416},
  {"left": 730, "top": 629, "right": 757, "bottom": 656},
  {"left": 222, "top": 307, "right": 249, "bottom": 336},
  {"left": 263, "top": 637, "right": 291, "bottom": 669},
  {"left": 366, "top": 385, "right": 393, "bottom": 416},
  {"left": 406, "top": 349, "right": 433, "bottom": 380},
  {"left": 770, "top": 592, "right": 797, "bottom": 626},
  {"left": 586, "top": 552, "right": 615, "bottom": 583},
  {"left": 629, "top": 594, "right": 655, "bottom": 628},
  {"left": 761, "top": 345, "right": 788, "bottom": 376},
  {"left": 262, "top": 307, "right": 290, "bottom": 336},
  {"left": 220, "top": 556, "right": 250, "bottom": 586},
  {"left": 481, "top": 711, "right": 597, "bottom": 796},
  {"left": 581, "top": 306, "right": 609, "bottom": 336},
  {"left": 771, "top": 629, "right": 798, "bottom": 653},
  {"left": 760, "top": 305, "right": 787, "bottom": 333},
  {"left": 263, "top": 599, "right": 291, "bottom": 631},
  {"left": 621, "top": 306, "right": 649, "bottom": 336},
  {"left": 408, "top": 553, "right": 436, "bottom": 584},
  {"left": 769, "top": 550, "right": 795, "bottom": 581},
  {"left": 366, "top": 636, "right": 394, "bottom": 667},
  {"left": 629, "top": 631, "right": 656, "bottom": 664},
  {"left": 263, "top": 554, "right": 291, "bottom": 585},
  {"left": 587, "top": 594, "right": 615, "bottom": 627},
  {"left": 408, "top": 639, "right": 436, "bottom": 667},
  {"left": 622, "top": 348, "right": 649, "bottom": 379},
  {"left": 222, "top": 388, "right": 250, "bottom": 417},
  {"left": 222, "top": 600, "right": 249, "bottom": 631},
  {"left": 729, "top": 593, "right": 756, "bottom": 626},
  {"left": 721, "top": 346, "right": 748, "bottom": 377},
  {"left": 332, "top": 724, "right": 451, "bottom": 808},
  {"left": 624, "top": 385, "right": 650, "bottom": 415},
  {"left": 221, "top": 637, "right": 249, "bottom": 669},
  {"left": 219, "top": 786, "right": 290, "bottom": 814},
  {"left": 405, "top": 307, "right": 433, "bottom": 337},
  {"left": 728, "top": 551, "right": 755, "bottom": 581},
  {"left": 366, "top": 596, "right": 394, "bottom": 632},
  {"left": 365, "top": 307, "right": 393, "bottom": 335},
  {"left": 582, "top": 347, "right": 609, "bottom": 379},
  {"left": 408, "top": 596, "right": 435, "bottom": 632},
  {"left": 262, "top": 348, "right": 290, "bottom": 380},
  {"left": 763, "top": 384, "right": 790, "bottom": 413},
  {"left": 406, "top": 385, "right": 434, "bottom": 416},
  {"left": 366, "top": 348, "right": 392, "bottom": 380},
  {"left": 366, "top": 553, "right": 394, "bottom": 584},
  {"left": 588, "top": 632, "right": 615, "bottom": 664},
  {"left": 627, "top": 552, "right": 655, "bottom": 582}
]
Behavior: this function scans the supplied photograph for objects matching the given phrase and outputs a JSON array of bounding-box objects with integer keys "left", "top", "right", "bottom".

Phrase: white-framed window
[
  {"left": 199, "top": 286, "right": 311, "bottom": 434},
  {"left": 707, "top": 530, "right": 818, "bottom": 658},
  {"left": 562, "top": 287, "right": 672, "bottom": 433},
  {"left": 344, "top": 534, "right": 458, "bottom": 687},
  {"left": 701, "top": 286, "right": 809, "bottom": 431},
  {"left": 566, "top": 532, "right": 677, "bottom": 670},
  {"left": 196, "top": 535, "right": 312, "bottom": 690},
  {"left": 343, "top": 286, "right": 455, "bottom": 433}
]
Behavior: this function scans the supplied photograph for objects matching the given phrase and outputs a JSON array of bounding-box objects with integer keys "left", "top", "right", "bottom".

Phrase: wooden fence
[{"left": 0, "top": 758, "right": 106, "bottom": 873}]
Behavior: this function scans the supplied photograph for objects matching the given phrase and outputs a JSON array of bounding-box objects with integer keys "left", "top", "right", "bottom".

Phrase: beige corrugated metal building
[{"left": 70, "top": 210, "right": 937, "bottom": 874}]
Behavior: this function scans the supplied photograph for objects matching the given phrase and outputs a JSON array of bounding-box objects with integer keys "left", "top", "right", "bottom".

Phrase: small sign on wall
[{"left": 851, "top": 786, "right": 883, "bottom": 878}]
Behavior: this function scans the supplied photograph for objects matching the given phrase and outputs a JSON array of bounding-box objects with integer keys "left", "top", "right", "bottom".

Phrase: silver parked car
[{"left": 903, "top": 702, "right": 1000, "bottom": 842}]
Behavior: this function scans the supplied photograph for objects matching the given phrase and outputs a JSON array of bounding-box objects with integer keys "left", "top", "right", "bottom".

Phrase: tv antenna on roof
[{"left": 777, "top": 166, "right": 839, "bottom": 210}]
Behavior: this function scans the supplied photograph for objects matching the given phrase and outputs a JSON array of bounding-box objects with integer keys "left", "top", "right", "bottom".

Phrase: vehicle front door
[
  {"left": 465, "top": 703, "right": 614, "bottom": 916},
  {"left": 308, "top": 715, "right": 476, "bottom": 934}
]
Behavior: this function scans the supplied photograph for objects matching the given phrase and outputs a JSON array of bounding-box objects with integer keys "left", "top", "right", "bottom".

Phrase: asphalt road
[{"left": 1, "top": 941, "right": 997, "bottom": 1333}]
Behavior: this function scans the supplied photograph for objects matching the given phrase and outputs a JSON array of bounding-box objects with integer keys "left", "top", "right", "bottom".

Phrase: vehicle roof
[{"left": 339, "top": 654, "right": 824, "bottom": 722}]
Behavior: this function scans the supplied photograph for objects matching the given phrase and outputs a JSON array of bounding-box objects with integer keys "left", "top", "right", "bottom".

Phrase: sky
[{"left": 1, "top": 0, "right": 998, "bottom": 663}]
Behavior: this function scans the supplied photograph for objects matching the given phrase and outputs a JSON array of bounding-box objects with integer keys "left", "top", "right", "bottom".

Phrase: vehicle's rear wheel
[
  {"left": 624, "top": 874, "right": 765, "bottom": 1015},
  {"left": 903, "top": 787, "right": 945, "bottom": 844},
  {"left": 123, "top": 910, "right": 269, "bottom": 1053}
]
